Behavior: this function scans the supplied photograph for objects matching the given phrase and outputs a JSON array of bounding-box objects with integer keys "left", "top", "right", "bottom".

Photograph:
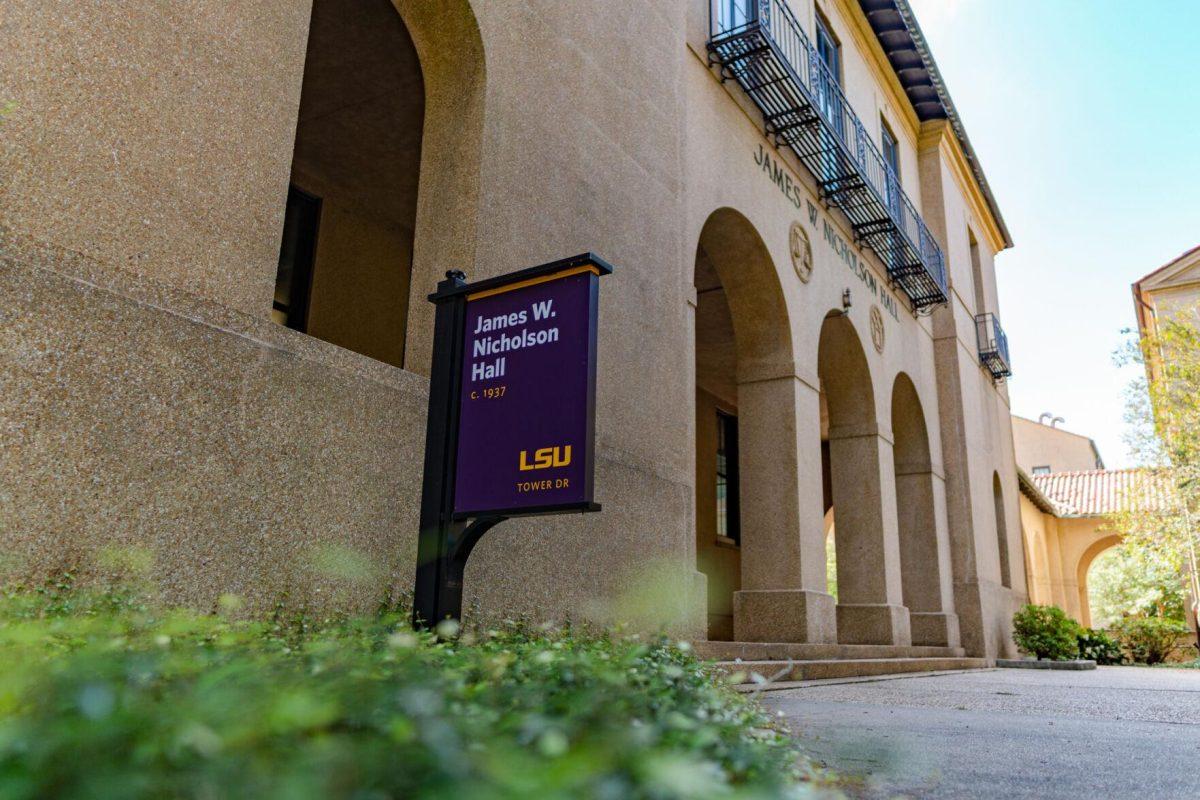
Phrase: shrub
[
  {"left": 1076, "top": 628, "right": 1122, "bottom": 665},
  {"left": 0, "top": 582, "right": 832, "bottom": 799},
  {"left": 1115, "top": 616, "right": 1190, "bottom": 665},
  {"left": 1012, "top": 604, "right": 1080, "bottom": 660}
]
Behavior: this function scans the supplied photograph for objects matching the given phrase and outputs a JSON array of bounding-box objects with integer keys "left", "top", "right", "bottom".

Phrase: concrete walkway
[{"left": 764, "top": 666, "right": 1200, "bottom": 799}]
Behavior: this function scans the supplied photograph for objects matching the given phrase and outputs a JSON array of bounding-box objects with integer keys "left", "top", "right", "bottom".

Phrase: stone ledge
[
  {"left": 714, "top": 657, "right": 989, "bottom": 683},
  {"left": 996, "top": 658, "right": 1097, "bottom": 671}
]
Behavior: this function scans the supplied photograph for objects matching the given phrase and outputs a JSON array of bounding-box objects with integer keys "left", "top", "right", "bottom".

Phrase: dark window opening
[
  {"left": 1032, "top": 465, "right": 1051, "bottom": 475},
  {"left": 716, "top": 411, "right": 741, "bottom": 545},
  {"left": 273, "top": 185, "right": 321, "bottom": 332}
]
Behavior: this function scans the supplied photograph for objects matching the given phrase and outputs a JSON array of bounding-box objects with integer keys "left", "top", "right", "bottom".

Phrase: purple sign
[{"left": 452, "top": 264, "right": 602, "bottom": 516}]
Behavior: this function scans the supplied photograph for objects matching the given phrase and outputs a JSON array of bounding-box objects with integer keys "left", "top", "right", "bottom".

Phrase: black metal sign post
[
  {"left": 412, "top": 269, "right": 472, "bottom": 629},
  {"left": 412, "top": 255, "right": 611, "bottom": 629}
]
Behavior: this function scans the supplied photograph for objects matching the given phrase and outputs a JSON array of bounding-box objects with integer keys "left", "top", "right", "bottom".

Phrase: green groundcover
[{"left": 0, "top": 578, "right": 840, "bottom": 799}]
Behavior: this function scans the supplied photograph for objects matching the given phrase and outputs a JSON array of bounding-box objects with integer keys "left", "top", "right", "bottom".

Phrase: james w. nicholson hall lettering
[
  {"left": 755, "top": 144, "right": 900, "bottom": 321},
  {"left": 469, "top": 298, "right": 562, "bottom": 380}
]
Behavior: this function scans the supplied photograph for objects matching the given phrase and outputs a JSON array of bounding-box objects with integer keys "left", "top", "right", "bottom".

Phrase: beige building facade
[
  {"left": 1133, "top": 244, "right": 1200, "bottom": 360},
  {"left": 1, "top": 0, "right": 1024, "bottom": 657},
  {"left": 1012, "top": 416, "right": 1103, "bottom": 476},
  {"left": 1019, "top": 468, "right": 1183, "bottom": 629},
  {"left": 1019, "top": 470, "right": 1125, "bottom": 628}
]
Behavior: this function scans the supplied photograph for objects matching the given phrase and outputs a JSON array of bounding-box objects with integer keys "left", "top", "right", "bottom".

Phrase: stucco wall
[
  {"left": 1019, "top": 495, "right": 1123, "bottom": 628},
  {"left": 0, "top": 239, "right": 427, "bottom": 612},
  {"left": 0, "top": 0, "right": 309, "bottom": 315},
  {"left": 1012, "top": 416, "right": 1102, "bottom": 473}
]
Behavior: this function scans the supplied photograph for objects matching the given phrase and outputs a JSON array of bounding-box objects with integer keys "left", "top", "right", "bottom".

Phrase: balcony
[
  {"left": 975, "top": 313, "right": 1012, "bottom": 379},
  {"left": 707, "top": 0, "right": 948, "bottom": 311}
]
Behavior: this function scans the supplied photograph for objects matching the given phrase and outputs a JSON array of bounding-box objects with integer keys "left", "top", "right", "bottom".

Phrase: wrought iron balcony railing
[
  {"left": 707, "top": 0, "right": 948, "bottom": 311},
  {"left": 975, "top": 312, "right": 1012, "bottom": 379}
]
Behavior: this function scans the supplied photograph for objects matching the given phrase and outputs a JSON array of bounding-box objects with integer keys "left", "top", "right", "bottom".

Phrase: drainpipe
[{"left": 1181, "top": 500, "right": 1200, "bottom": 653}]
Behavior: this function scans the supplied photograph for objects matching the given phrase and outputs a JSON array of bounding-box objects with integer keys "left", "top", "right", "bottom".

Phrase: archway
[
  {"left": 273, "top": 0, "right": 427, "bottom": 367},
  {"left": 1022, "top": 527, "right": 1050, "bottom": 606},
  {"left": 272, "top": 0, "right": 486, "bottom": 374},
  {"left": 693, "top": 208, "right": 831, "bottom": 642},
  {"left": 993, "top": 472, "right": 1012, "bottom": 588},
  {"left": 818, "top": 314, "right": 909, "bottom": 645},
  {"left": 891, "top": 373, "right": 954, "bottom": 646},
  {"left": 1077, "top": 534, "right": 1122, "bottom": 629}
]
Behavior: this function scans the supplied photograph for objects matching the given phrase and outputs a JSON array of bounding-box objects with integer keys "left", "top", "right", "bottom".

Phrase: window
[
  {"left": 881, "top": 121, "right": 899, "bottom": 176},
  {"left": 273, "top": 185, "right": 321, "bottom": 332},
  {"left": 815, "top": 13, "right": 841, "bottom": 83},
  {"left": 813, "top": 12, "right": 843, "bottom": 171},
  {"left": 881, "top": 119, "right": 900, "bottom": 213},
  {"left": 968, "top": 228, "right": 986, "bottom": 315},
  {"left": 1032, "top": 465, "right": 1051, "bottom": 476},
  {"left": 716, "top": 411, "right": 741, "bottom": 545},
  {"left": 716, "top": 0, "right": 751, "bottom": 33},
  {"left": 993, "top": 473, "right": 1011, "bottom": 589}
]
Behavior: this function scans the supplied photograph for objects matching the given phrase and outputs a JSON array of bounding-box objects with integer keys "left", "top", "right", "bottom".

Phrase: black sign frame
[{"left": 412, "top": 253, "right": 612, "bottom": 629}]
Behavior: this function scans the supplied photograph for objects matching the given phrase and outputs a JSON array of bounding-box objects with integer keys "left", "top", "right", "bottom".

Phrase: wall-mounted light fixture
[{"left": 841, "top": 288, "right": 852, "bottom": 315}]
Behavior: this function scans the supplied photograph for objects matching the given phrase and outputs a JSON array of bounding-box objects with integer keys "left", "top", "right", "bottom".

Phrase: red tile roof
[{"left": 1029, "top": 469, "right": 1177, "bottom": 518}]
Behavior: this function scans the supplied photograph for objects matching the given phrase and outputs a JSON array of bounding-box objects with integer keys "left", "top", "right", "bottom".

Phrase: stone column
[
  {"left": 733, "top": 374, "right": 836, "bottom": 643},
  {"left": 829, "top": 423, "right": 912, "bottom": 645},
  {"left": 898, "top": 469, "right": 960, "bottom": 647}
]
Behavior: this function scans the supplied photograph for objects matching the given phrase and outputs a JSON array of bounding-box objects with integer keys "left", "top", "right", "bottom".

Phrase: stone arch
[
  {"left": 819, "top": 314, "right": 909, "bottom": 645},
  {"left": 696, "top": 208, "right": 795, "bottom": 378},
  {"left": 891, "top": 372, "right": 955, "bottom": 646},
  {"left": 1022, "top": 526, "right": 1047, "bottom": 605},
  {"left": 393, "top": 0, "right": 488, "bottom": 373},
  {"left": 272, "top": 0, "right": 486, "bottom": 373},
  {"left": 1076, "top": 534, "right": 1122, "bottom": 629},
  {"left": 694, "top": 208, "right": 831, "bottom": 643},
  {"left": 993, "top": 472, "right": 1011, "bottom": 588}
]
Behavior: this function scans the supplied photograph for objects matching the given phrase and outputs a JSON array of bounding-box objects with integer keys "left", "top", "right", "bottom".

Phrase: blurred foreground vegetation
[{"left": 0, "top": 575, "right": 835, "bottom": 799}]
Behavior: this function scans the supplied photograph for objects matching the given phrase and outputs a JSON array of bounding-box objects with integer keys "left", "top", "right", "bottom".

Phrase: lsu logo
[{"left": 519, "top": 445, "right": 572, "bottom": 471}]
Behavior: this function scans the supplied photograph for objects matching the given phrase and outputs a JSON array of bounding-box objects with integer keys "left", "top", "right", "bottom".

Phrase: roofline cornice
[
  {"left": 1018, "top": 468, "right": 1061, "bottom": 516},
  {"left": 860, "top": 0, "right": 1013, "bottom": 250}
]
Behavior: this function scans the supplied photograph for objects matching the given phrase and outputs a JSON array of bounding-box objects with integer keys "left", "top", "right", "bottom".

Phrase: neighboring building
[
  {"left": 1129, "top": 244, "right": 1200, "bottom": 635},
  {"left": 1012, "top": 416, "right": 1104, "bottom": 476},
  {"left": 1133, "top": 244, "right": 1200, "bottom": 381},
  {"left": 1, "top": 0, "right": 1024, "bottom": 658},
  {"left": 1019, "top": 468, "right": 1175, "bottom": 628}
]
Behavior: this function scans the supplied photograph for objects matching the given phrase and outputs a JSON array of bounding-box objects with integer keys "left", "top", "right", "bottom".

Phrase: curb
[{"left": 996, "top": 658, "right": 1097, "bottom": 671}]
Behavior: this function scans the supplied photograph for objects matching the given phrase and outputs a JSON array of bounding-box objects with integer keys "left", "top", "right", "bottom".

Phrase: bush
[
  {"left": 1114, "top": 616, "right": 1191, "bottom": 665},
  {"left": 1076, "top": 628, "right": 1122, "bottom": 665},
  {"left": 1012, "top": 604, "right": 1080, "bottom": 661},
  {"left": 0, "top": 581, "right": 832, "bottom": 799}
]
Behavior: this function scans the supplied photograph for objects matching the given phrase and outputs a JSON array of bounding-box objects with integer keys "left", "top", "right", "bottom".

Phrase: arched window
[{"left": 993, "top": 472, "right": 1011, "bottom": 588}]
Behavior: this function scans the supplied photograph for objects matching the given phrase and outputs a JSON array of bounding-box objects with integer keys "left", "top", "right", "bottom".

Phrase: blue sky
[{"left": 907, "top": 0, "right": 1200, "bottom": 467}]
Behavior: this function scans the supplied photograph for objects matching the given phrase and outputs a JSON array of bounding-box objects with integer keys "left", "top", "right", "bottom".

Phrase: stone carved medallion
[
  {"left": 870, "top": 305, "right": 885, "bottom": 353},
  {"left": 789, "top": 221, "right": 813, "bottom": 283}
]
